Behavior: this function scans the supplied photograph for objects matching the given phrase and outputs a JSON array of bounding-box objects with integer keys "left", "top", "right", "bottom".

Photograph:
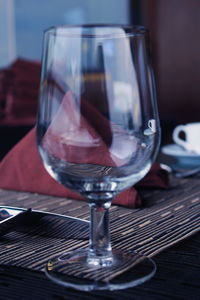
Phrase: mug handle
[{"left": 172, "top": 125, "right": 187, "bottom": 148}]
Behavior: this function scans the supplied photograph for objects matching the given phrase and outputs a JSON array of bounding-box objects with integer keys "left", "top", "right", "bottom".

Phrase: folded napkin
[
  {"left": 0, "top": 60, "right": 168, "bottom": 208},
  {"left": 0, "top": 125, "right": 168, "bottom": 208},
  {"left": 42, "top": 90, "right": 139, "bottom": 168}
]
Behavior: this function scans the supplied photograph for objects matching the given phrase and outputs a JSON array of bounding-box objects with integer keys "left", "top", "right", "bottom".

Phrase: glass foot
[{"left": 45, "top": 249, "right": 156, "bottom": 291}]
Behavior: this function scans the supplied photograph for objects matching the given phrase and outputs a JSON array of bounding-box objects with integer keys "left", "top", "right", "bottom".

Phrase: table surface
[{"left": 0, "top": 175, "right": 199, "bottom": 300}]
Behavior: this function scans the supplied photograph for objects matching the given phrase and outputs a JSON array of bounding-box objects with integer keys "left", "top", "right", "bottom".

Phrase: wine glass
[{"left": 36, "top": 25, "right": 161, "bottom": 291}]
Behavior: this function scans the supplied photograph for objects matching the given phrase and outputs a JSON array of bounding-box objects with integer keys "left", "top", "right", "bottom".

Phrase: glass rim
[{"left": 44, "top": 24, "right": 148, "bottom": 38}]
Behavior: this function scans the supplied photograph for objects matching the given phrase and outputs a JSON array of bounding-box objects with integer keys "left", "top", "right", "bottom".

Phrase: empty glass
[{"left": 36, "top": 25, "right": 160, "bottom": 291}]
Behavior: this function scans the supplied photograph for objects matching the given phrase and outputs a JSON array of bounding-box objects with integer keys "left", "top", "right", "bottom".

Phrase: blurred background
[{"left": 0, "top": 0, "right": 200, "bottom": 159}]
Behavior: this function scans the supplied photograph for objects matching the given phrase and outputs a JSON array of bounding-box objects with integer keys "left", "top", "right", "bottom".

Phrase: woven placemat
[{"left": 0, "top": 176, "right": 199, "bottom": 279}]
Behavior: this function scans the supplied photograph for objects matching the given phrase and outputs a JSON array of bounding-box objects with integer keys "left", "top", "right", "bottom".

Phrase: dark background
[{"left": 141, "top": 0, "right": 200, "bottom": 143}]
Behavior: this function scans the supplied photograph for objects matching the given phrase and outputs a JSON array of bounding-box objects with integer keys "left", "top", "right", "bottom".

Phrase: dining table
[{"left": 0, "top": 172, "right": 199, "bottom": 300}]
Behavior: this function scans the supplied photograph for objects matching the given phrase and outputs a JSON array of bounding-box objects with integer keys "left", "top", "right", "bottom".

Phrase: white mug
[{"left": 172, "top": 122, "right": 200, "bottom": 154}]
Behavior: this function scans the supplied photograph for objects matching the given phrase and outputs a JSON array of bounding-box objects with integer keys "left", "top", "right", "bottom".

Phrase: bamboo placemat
[{"left": 0, "top": 176, "right": 199, "bottom": 279}]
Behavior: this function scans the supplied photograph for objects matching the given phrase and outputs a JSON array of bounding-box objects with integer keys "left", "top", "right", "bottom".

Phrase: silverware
[
  {"left": 160, "top": 163, "right": 200, "bottom": 178},
  {"left": 0, "top": 207, "right": 31, "bottom": 236},
  {"left": 0, "top": 206, "right": 89, "bottom": 238}
]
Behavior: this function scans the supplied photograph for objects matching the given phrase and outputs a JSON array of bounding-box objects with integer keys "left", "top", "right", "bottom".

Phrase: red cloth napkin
[
  {"left": 0, "top": 60, "right": 168, "bottom": 208},
  {"left": 0, "top": 59, "right": 40, "bottom": 126},
  {"left": 0, "top": 125, "right": 168, "bottom": 208},
  {"left": 42, "top": 90, "right": 138, "bottom": 167}
]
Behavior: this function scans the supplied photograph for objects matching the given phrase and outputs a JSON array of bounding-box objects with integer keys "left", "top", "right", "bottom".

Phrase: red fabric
[
  {"left": 42, "top": 91, "right": 137, "bottom": 167},
  {"left": 0, "top": 126, "right": 168, "bottom": 208},
  {"left": 0, "top": 59, "right": 40, "bottom": 126},
  {"left": 0, "top": 62, "right": 168, "bottom": 208}
]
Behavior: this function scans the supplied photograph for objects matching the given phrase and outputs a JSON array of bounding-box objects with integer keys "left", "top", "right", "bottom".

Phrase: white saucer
[{"left": 161, "top": 144, "right": 200, "bottom": 158}]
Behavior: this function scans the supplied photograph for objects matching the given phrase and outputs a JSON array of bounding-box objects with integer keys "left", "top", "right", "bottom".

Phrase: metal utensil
[{"left": 0, "top": 206, "right": 89, "bottom": 239}]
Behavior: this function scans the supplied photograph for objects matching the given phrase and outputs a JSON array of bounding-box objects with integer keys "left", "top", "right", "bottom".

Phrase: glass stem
[{"left": 88, "top": 200, "right": 113, "bottom": 266}]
